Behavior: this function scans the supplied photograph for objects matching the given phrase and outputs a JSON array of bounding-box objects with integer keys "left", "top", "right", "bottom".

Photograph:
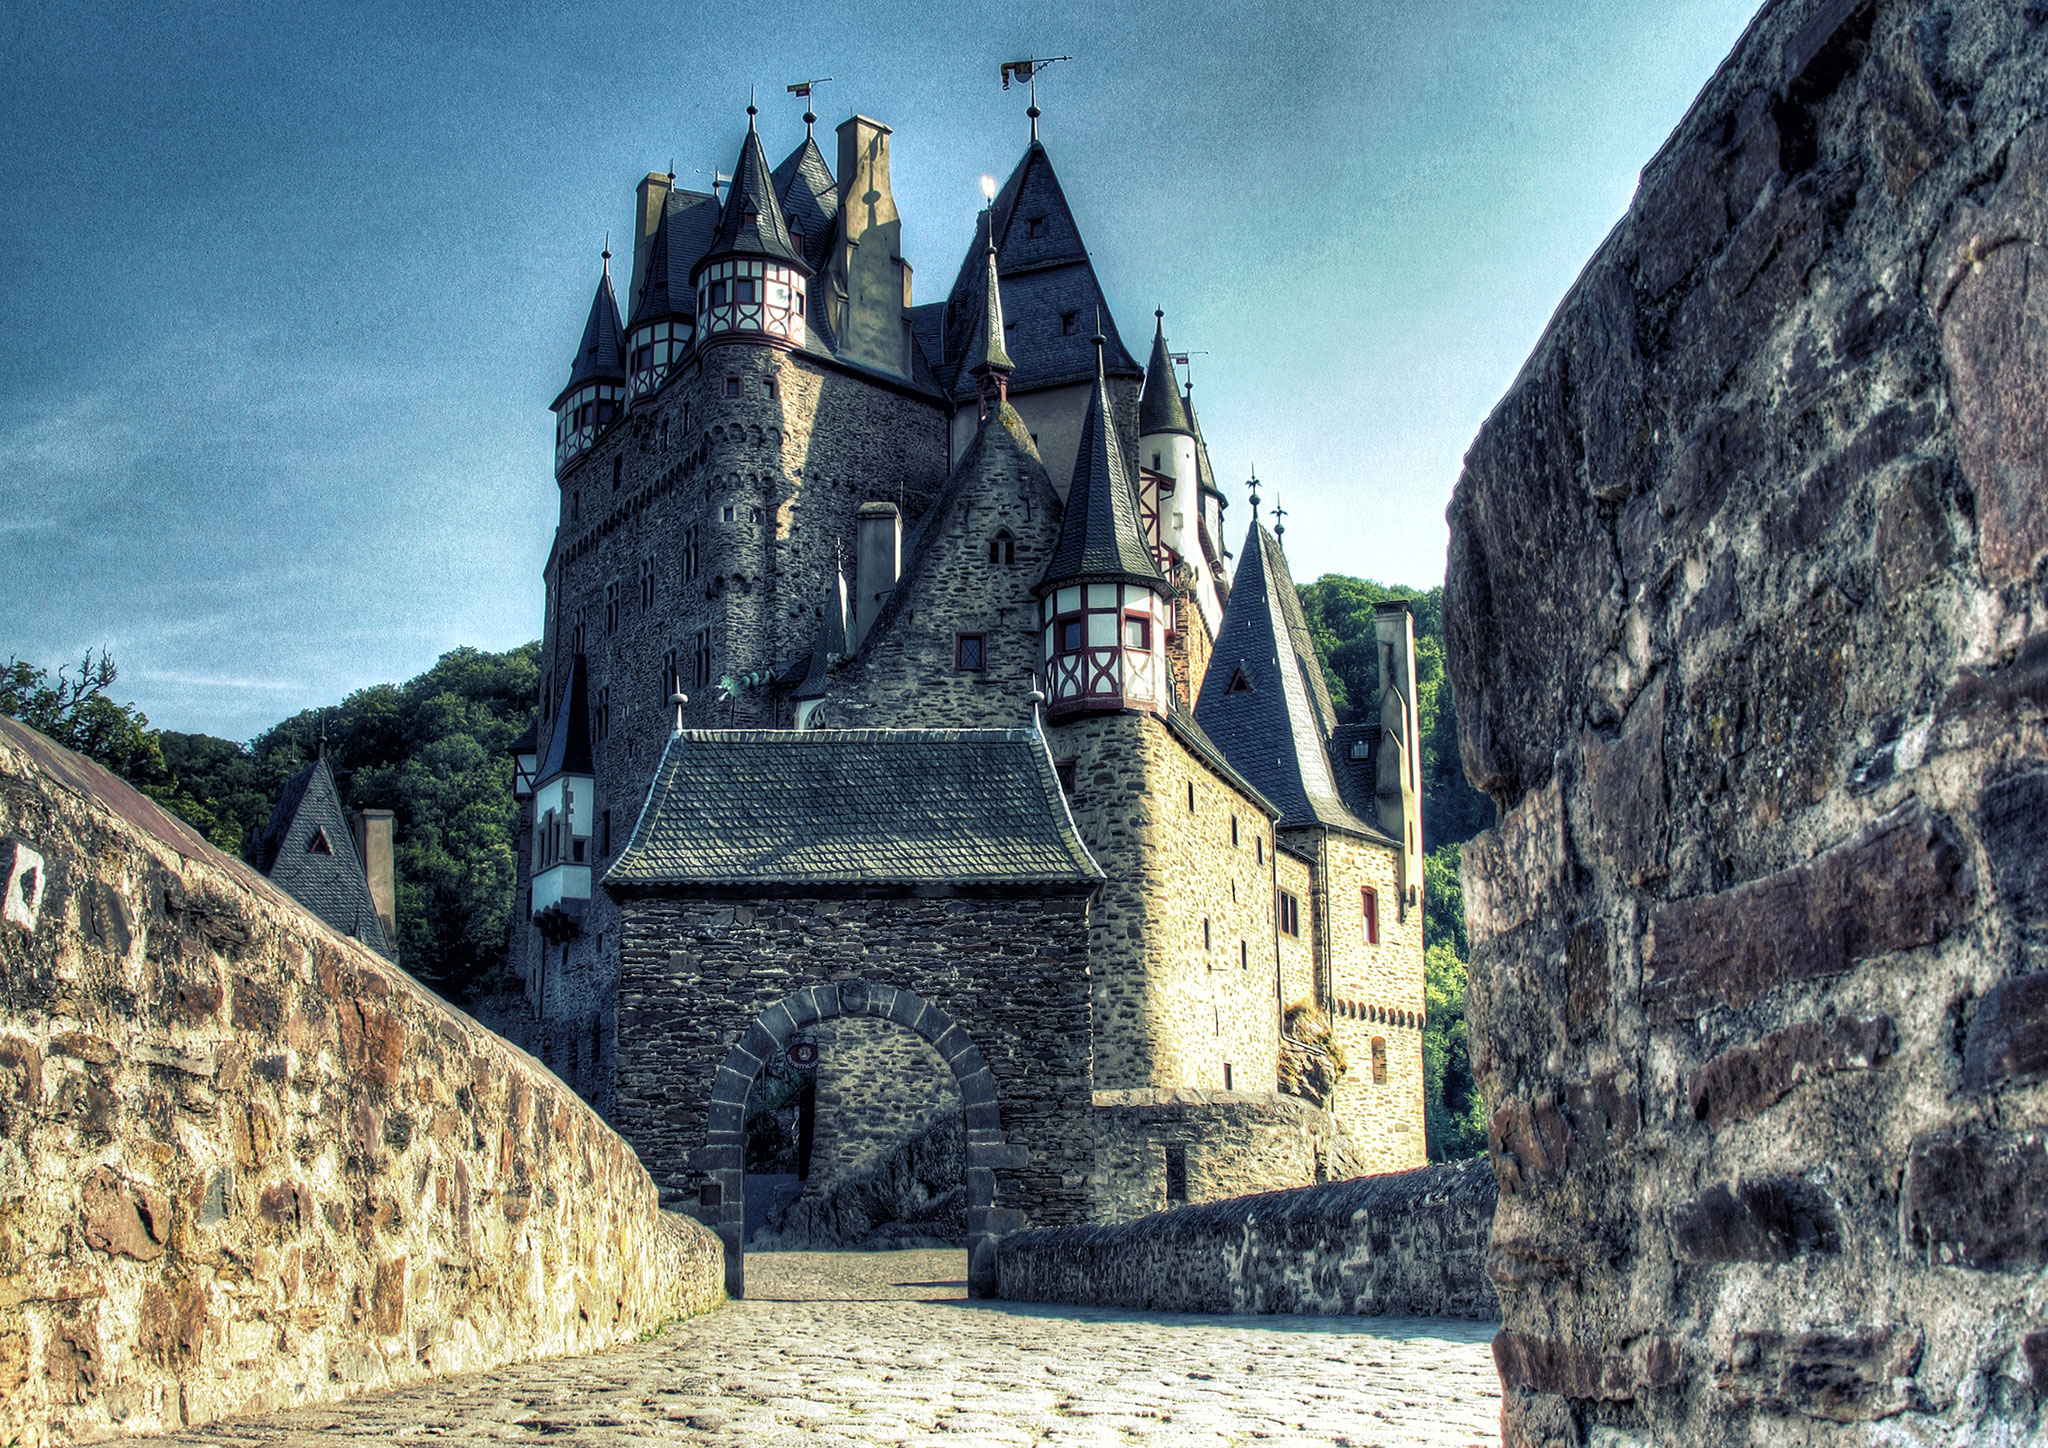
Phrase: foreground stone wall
[
  {"left": 1445, "top": 0, "right": 2048, "bottom": 1441},
  {"left": 998, "top": 1158, "right": 1498, "bottom": 1318},
  {"left": 0, "top": 719, "right": 722, "bottom": 1446},
  {"left": 1089, "top": 1088, "right": 1359, "bottom": 1225}
]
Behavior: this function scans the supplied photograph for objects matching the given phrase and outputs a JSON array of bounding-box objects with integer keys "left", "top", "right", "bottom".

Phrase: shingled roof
[
  {"left": 553, "top": 262, "right": 626, "bottom": 408},
  {"left": 1194, "top": 523, "right": 1388, "bottom": 841},
  {"left": 1139, "top": 312, "right": 1193, "bottom": 438},
  {"left": 253, "top": 756, "right": 392, "bottom": 957},
  {"left": 629, "top": 187, "right": 719, "bottom": 327},
  {"left": 694, "top": 109, "right": 807, "bottom": 281},
  {"left": 772, "top": 134, "right": 838, "bottom": 272},
  {"left": 1037, "top": 339, "right": 1166, "bottom": 593},
  {"left": 606, "top": 729, "right": 1103, "bottom": 889}
]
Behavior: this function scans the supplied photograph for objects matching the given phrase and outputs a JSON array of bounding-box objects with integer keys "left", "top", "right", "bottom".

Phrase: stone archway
[{"left": 701, "top": 978, "right": 1006, "bottom": 1298}]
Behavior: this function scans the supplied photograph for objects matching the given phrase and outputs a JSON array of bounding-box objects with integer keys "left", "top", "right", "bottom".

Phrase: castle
[{"left": 507, "top": 96, "right": 1427, "bottom": 1285}]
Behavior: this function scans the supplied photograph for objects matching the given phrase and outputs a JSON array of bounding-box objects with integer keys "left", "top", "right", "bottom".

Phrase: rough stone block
[
  {"left": 1490, "top": 1071, "right": 1638, "bottom": 1193},
  {"left": 79, "top": 1168, "right": 168, "bottom": 1262},
  {"left": 1493, "top": 1330, "right": 1680, "bottom": 1402},
  {"left": 1670, "top": 1178, "right": 1840, "bottom": 1262},
  {"left": 1978, "top": 771, "right": 2048, "bottom": 930},
  {"left": 1906, "top": 1128, "right": 2048, "bottom": 1269},
  {"left": 1644, "top": 802, "right": 1972, "bottom": 1022},
  {"left": 1688, "top": 1014, "right": 1896, "bottom": 1127},
  {"left": 1963, "top": 973, "right": 2048, "bottom": 1094},
  {"left": 1716, "top": 1324, "right": 1923, "bottom": 1422}
]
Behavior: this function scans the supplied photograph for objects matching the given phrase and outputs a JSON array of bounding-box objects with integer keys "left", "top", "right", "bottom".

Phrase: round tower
[
  {"left": 626, "top": 192, "right": 692, "bottom": 404},
  {"left": 1137, "top": 310, "right": 1198, "bottom": 496},
  {"left": 1034, "top": 329, "right": 1172, "bottom": 718},
  {"left": 691, "top": 102, "right": 812, "bottom": 351},
  {"left": 551, "top": 247, "right": 628, "bottom": 475}
]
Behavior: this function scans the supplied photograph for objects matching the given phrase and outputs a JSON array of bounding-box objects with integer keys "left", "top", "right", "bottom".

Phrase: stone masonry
[
  {"left": 1445, "top": 0, "right": 2048, "bottom": 1441},
  {"left": 0, "top": 718, "right": 721, "bottom": 1447}
]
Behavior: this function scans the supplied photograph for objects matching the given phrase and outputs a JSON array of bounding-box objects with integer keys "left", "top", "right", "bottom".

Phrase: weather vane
[
  {"left": 787, "top": 76, "right": 833, "bottom": 137},
  {"left": 1000, "top": 55, "right": 1073, "bottom": 142},
  {"left": 1272, "top": 497, "right": 1287, "bottom": 542}
]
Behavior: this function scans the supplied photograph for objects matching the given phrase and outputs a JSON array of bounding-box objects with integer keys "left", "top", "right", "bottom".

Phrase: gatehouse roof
[{"left": 606, "top": 728, "right": 1103, "bottom": 890}]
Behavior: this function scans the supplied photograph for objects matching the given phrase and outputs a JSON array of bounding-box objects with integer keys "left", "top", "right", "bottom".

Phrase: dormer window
[
  {"left": 1061, "top": 312, "right": 1077, "bottom": 336},
  {"left": 1227, "top": 667, "right": 1252, "bottom": 694},
  {"left": 1027, "top": 216, "right": 1047, "bottom": 239},
  {"left": 1350, "top": 738, "right": 1369, "bottom": 759},
  {"left": 307, "top": 828, "right": 333, "bottom": 855}
]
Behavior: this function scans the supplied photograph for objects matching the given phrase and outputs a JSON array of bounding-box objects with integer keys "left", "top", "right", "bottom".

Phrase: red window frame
[
  {"left": 1122, "top": 613, "right": 1151, "bottom": 650},
  {"left": 1362, "top": 887, "right": 1379, "bottom": 945}
]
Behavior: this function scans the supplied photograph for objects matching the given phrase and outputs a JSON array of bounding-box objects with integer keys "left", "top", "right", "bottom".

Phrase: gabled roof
[
  {"left": 1194, "top": 523, "right": 1388, "bottom": 840},
  {"left": 1139, "top": 312, "right": 1193, "bottom": 437},
  {"left": 253, "top": 756, "right": 392, "bottom": 957},
  {"left": 694, "top": 110, "right": 807, "bottom": 281},
  {"left": 1037, "top": 340, "right": 1165, "bottom": 593},
  {"left": 630, "top": 187, "right": 719, "bottom": 327},
  {"left": 932, "top": 143, "right": 1141, "bottom": 399},
  {"left": 773, "top": 135, "right": 838, "bottom": 271},
  {"left": 553, "top": 262, "right": 626, "bottom": 408},
  {"left": 605, "top": 729, "right": 1103, "bottom": 889},
  {"left": 537, "top": 653, "right": 594, "bottom": 785}
]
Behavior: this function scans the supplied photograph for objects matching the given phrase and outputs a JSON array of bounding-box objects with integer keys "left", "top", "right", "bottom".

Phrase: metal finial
[
  {"left": 601, "top": 233, "right": 611, "bottom": 271},
  {"left": 668, "top": 156, "right": 676, "bottom": 181},
  {"left": 317, "top": 710, "right": 327, "bottom": 760},
  {"left": 748, "top": 85, "right": 757, "bottom": 126},
  {"left": 1273, "top": 497, "right": 1287, "bottom": 541},
  {"left": 671, "top": 690, "right": 688, "bottom": 734},
  {"left": 1247, "top": 467, "right": 1261, "bottom": 521}
]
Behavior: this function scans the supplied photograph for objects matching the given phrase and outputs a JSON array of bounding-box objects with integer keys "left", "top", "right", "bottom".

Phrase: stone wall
[
  {"left": 1444, "top": 0, "right": 2048, "bottom": 1441},
  {"left": 0, "top": 719, "right": 722, "bottom": 1447},
  {"left": 807, "top": 1013, "right": 960, "bottom": 1185},
  {"left": 1089, "top": 1088, "right": 1360, "bottom": 1225},
  {"left": 998, "top": 1157, "right": 1498, "bottom": 1318}
]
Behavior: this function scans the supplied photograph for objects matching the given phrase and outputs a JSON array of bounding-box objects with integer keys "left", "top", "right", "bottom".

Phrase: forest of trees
[{"left": 7, "top": 585, "right": 1488, "bottom": 1158}]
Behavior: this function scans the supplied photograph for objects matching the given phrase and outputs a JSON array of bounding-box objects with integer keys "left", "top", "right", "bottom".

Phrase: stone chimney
[
  {"left": 1373, "top": 600, "right": 1422, "bottom": 916},
  {"left": 854, "top": 502, "right": 902, "bottom": 648},
  {"left": 833, "top": 117, "right": 911, "bottom": 378},
  {"left": 629, "top": 171, "right": 672, "bottom": 321},
  {"left": 350, "top": 808, "right": 398, "bottom": 953}
]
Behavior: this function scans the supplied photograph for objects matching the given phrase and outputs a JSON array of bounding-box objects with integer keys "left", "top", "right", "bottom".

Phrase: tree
[
  {"left": 1, "top": 650, "right": 165, "bottom": 783},
  {"left": 1422, "top": 943, "right": 1487, "bottom": 1160}
]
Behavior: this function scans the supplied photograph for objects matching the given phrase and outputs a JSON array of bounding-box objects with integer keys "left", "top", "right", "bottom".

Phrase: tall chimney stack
[
  {"left": 854, "top": 502, "right": 902, "bottom": 648},
  {"left": 833, "top": 117, "right": 911, "bottom": 378},
  {"left": 1372, "top": 600, "right": 1422, "bottom": 917},
  {"left": 350, "top": 808, "right": 398, "bottom": 955}
]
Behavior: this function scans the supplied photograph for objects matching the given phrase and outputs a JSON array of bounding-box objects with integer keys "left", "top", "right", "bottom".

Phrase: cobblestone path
[{"left": 166, "top": 1251, "right": 1503, "bottom": 1447}]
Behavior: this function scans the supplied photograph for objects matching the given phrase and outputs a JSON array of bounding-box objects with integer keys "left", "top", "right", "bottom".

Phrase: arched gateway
[
  {"left": 704, "top": 978, "right": 1003, "bottom": 1296},
  {"left": 601, "top": 727, "right": 1104, "bottom": 1299}
]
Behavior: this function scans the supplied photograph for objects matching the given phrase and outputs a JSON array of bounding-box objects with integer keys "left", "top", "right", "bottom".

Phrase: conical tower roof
[
  {"left": 693, "top": 104, "right": 807, "bottom": 282},
  {"left": 536, "top": 653, "right": 595, "bottom": 785},
  {"left": 553, "top": 259, "right": 626, "bottom": 408},
  {"left": 795, "top": 558, "right": 851, "bottom": 700},
  {"left": 772, "top": 133, "right": 838, "bottom": 270},
  {"left": 253, "top": 755, "right": 394, "bottom": 958},
  {"left": 967, "top": 223, "right": 1014, "bottom": 378},
  {"left": 629, "top": 203, "right": 682, "bottom": 327},
  {"left": 1037, "top": 332, "right": 1165, "bottom": 593},
  {"left": 1139, "top": 311, "right": 1193, "bottom": 437}
]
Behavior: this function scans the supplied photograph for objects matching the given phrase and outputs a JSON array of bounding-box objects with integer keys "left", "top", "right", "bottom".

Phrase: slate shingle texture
[
  {"left": 606, "top": 729, "right": 1103, "bottom": 888},
  {"left": 252, "top": 756, "right": 392, "bottom": 958}
]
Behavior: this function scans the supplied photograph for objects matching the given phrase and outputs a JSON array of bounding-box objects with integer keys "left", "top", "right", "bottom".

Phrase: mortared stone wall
[{"left": 1445, "top": 0, "right": 2048, "bottom": 1441}]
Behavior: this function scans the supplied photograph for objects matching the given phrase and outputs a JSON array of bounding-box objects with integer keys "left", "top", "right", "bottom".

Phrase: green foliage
[
  {"left": 1422, "top": 943, "right": 1487, "bottom": 1161},
  {"left": 1, "top": 650, "right": 166, "bottom": 783},
  {"left": 1423, "top": 842, "right": 1468, "bottom": 959}
]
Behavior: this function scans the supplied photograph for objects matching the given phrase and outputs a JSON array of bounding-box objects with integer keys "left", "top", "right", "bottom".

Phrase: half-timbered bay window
[
  {"left": 628, "top": 318, "right": 691, "bottom": 400},
  {"left": 696, "top": 258, "right": 807, "bottom": 345},
  {"left": 555, "top": 381, "right": 624, "bottom": 471},
  {"left": 1040, "top": 582, "right": 1166, "bottom": 715}
]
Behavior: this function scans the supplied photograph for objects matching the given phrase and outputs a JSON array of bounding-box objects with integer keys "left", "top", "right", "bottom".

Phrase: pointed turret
[
  {"left": 772, "top": 131, "right": 838, "bottom": 271},
  {"left": 794, "top": 557, "right": 851, "bottom": 719},
  {"left": 627, "top": 203, "right": 691, "bottom": 402},
  {"left": 551, "top": 252, "right": 628, "bottom": 473},
  {"left": 531, "top": 654, "right": 596, "bottom": 939},
  {"left": 1138, "top": 313, "right": 1193, "bottom": 438},
  {"left": 254, "top": 755, "right": 393, "bottom": 959},
  {"left": 693, "top": 101, "right": 812, "bottom": 350},
  {"left": 966, "top": 216, "right": 1013, "bottom": 419},
  {"left": 1035, "top": 330, "right": 1170, "bottom": 719}
]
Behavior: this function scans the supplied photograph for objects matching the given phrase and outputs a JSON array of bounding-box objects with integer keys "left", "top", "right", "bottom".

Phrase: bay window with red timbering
[{"left": 1041, "top": 581, "right": 1166, "bottom": 716}]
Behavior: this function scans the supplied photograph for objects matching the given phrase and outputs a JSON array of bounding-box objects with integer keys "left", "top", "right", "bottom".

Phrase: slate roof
[
  {"left": 537, "top": 653, "right": 594, "bottom": 785},
  {"left": 694, "top": 112, "right": 807, "bottom": 281},
  {"left": 1139, "top": 313, "right": 1193, "bottom": 438},
  {"left": 253, "top": 756, "right": 392, "bottom": 957},
  {"left": 795, "top": 557, "right": 851, "bottom": 699},
  {"left": 1194, "top": 523, "right": 1390, "bottom": 841},
  {"left": 929, "top": 143, "right": 1141, "bottom": 400},
  {"left": 1037, "top": 342, "right": 1166, "bottom": 593},
  {"left": 630, "top": 187, "right": 719, "bottom": 326},
  {"left": 967, "top": 229, "right": 1014, "bottom": 377},
  {"left": 605, "top": 729, "right": 1103, "bottom": 889},
  {"left": 554, "top": 263, "right": 627, "bottom": 408},
  {"left": 772, "top": 134, "right": 838, "bottom": 272}
]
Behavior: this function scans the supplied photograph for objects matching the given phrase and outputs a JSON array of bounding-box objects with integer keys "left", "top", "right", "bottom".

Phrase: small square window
[
  {"left": 1054, "top": 758, "right": 1077, "bottom": 794},
  {"left": 710, "top": 281, "right": 727, "bottom": 306},
  {"left": 1027, "top": 216, "right": 1047, "bottom": 239},
  {"left": 1058, "top": 618, "right": 1084, "bottom": 653},
  {"left": 722, "top": 505, "right": 736, "bottom": 523},
  {"left": 736, "top": 278, "right": 757, "bottom": 304},
  {"left": 1061, "top": 312, "right": 1077, "bottom": 336},
  {"left": 956, "top": 633, "right": 986, "bottom": 671},
  {"left": 724, "top": 377, "right": 741, "bottom": 397},
  {"left": 1122, "top": 614, "right": 1150, "bottom": 651},
  {"left": 761, "top": 377, "right": 776, "bottom": 399}
]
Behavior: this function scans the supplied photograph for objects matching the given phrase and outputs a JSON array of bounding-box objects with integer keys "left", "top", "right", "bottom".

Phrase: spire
[
  {"left": 1037, "top": 321, "right": 1166, "bottom": 594},
  {"left": 795, "top": 552, "right": 851, "bottom": 700},
  {"left": 554, "top": 254, "right": 627, "bottom": 406},
  {"left": 536, "top": 654, "right": 595, "bottom": 785},
  {"left": 968, "top": 209, "right": 1014, "bottom": 417},
  {"left": 629, "top": 201, "right": 677, "bottom": 326},
  {"left": 1139, "top": 309, "right": 1194, "bottom": 437},
  {"left": 693, "top": 104, "right": 807, "bottom": 282}
]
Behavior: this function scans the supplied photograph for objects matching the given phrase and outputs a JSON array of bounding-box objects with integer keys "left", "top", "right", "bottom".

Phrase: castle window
[
  {"left": 1239, "top": 939, "right": 1248, "bottom": 969},
  {"left": 1188, "top": 781, "right": 1195, "bottom": 812},
  {"left": 594, "top": 685, "right": 610, "bottom": 741},
  {"left": 1278, "top": 890, "right": 1300, "bottom": 937},
  {"left": 571, "top": 617, "right": 585, "bottom": 654},
  {"left": 639, "top": 558, "right": 655, "bottom": 609},
  {"left": 1231, "top": 815, "right": 1240, "bottom": 848},
  {"left": 1152, "top": 452, "right": 1161, "bottom": 470},
  {"left": 788, "top": 225, "right": 802, "bottom": 253},
  {"left": 612, "top": 455, "right": 623, "bottom": 490},
  {"left": 760, "top": 376, "right": 776, "bottom": 400},
  {"left": 606, "top": 581, "right": 620, "bottom": 635},
  {"left": 659, "top": 417, "right": 669, "bottom": 451},
  {"left": 1223, "top": 1063, "right": 1233, "bottom": 1091},
  {"left": 722, "top": 505, "right": 736, "bottom": 523},
  {"left": 710, "top": 282, "right": 727, "bottom": 307},
  {"left": 955, "top": 633, "right": 986, "bottom": 671},
  {"left": 1165, "top": 1145, "right": 1187, "bottom": 1204},
  {"left": 683, "top": 525, "right": 701, "bottom": 581},
  {"left": 1256, "top": 835, "right": 1265, "bottom": 864},
  {"left": 1055, "top": 758, "right": 1077, "bottom": 795},
  {"left": 724, "top": 376, "right": 740, "bottom": 397},
  {"left": 692, "top": 628, "right": 712, "bottom": 689},
  {"left": 749, "top": 505, "right": 765, "bottom": 524},
  {"left": 989, "top": 530, "right": 1015, "bottom": 565},
  {"left": 1362, "top": 887, "right": 1379, "bottom": 945},
  {"left": 1227, "top": 667, "right": 1252, "bottom": 693},
  {"left": 1056, "top": 617, "right": 1084, "bottom": 654},
  {"left": 796, "top": 290, "right": 806, "bottom": 316},
  {"left": 1028, "top": 216, "right": 1047, "bottom": 239},
  {"left": 1060, "top": 311, "right": 1077, "bottom": 335},
  {"left": 307, "top": 827, "right": 333, "bottom": 855},
  {"left": 1351, "top": 738, "right": 1369, "bottom": 759},
  {"left": 1202, "top": 917, "right": 1211, "bottom": 951},
  {"left": 735, "top": 277, "right": 757, "bottom": 305},
  {"left": 571, "top": 490, "right": 581, "bottom": 523},
  {"left": 1122, "top": 614, "right": 1150, "bottom": 651},
  {"left": 1371, "top": 1037, "right": 1388, "bottom": 1084}
]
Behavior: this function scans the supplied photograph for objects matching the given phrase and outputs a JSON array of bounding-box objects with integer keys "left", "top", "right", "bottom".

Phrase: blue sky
[{"left": 1, "top": 0, "right": 1764, "bottom": 739}]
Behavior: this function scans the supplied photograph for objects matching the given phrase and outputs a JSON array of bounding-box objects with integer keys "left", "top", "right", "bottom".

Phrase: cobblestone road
[{"left": 166, "top": 1251, "right": 1503, "bottom": 1447}]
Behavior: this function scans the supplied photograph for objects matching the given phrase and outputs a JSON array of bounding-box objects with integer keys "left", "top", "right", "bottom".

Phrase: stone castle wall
[
  {"left": 0, "top": 719, "right": 721, "bottom": 1447},
  {"left": 1088, "top": 1088, "right": 1360, "bottom": 1225},
  {"left": 998, "top": 1157, "right": 1498, "bottom": 1319},
  {"left": 1445, "top": 0, "right": 2048, "bottom": 1441},
  {"left": 807, "top": 1014, "right": 961, "bottom": 1186},
  {"left": 1274, "top": 846, "right": 1316, "bottom": 1010}
]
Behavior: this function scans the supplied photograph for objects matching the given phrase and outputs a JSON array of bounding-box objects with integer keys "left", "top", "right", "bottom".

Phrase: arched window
[
  {"left": 988, "top": 530, "right": 1016, "bottom": 565},
  {"left": 1371, "top": 1037, "right": 1388, "bottom": 1084}
]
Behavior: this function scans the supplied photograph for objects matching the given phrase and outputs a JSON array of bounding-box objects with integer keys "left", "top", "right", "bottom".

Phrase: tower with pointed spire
[
  {"left": 692, "top": 99, "right": 811, "bottom": 350},
  {"left": 552, "top": 248, "right": 627, "bottom": 474}
]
